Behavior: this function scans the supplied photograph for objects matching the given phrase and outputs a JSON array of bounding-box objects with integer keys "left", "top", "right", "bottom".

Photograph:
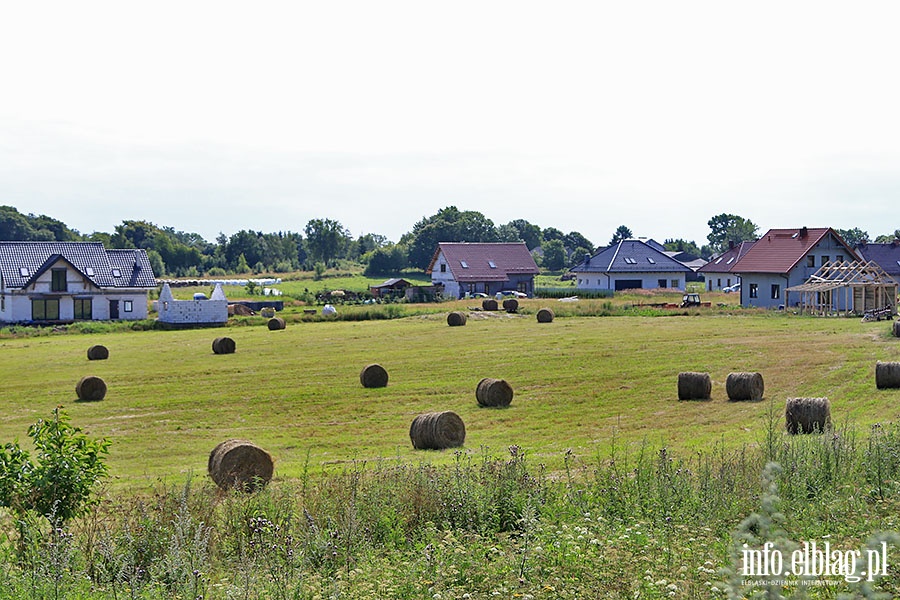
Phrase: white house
[
  {"left": 569, "top": 239, "right": 692, "bottom": 291},
  {"left": 157, "top": 283, "right": 229, "bottom": 326},
  {"left": 427, "top": 242, "right": 540, "bottom": 299},
  {"left": 0, "top": 242, "right": 156, "bottom": 324},
  {"left": 698, "top": 240, "right": 756, "bottom": 292}
]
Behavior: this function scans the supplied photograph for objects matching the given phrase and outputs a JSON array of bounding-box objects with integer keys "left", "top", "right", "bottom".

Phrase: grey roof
[
  {"left": 0, "top": 242, "right": 156, "bottom": 289},
  {"left": 571, "top": 239, "right": 692, "bottom": 273},
  {"left": 855, "top": 242, "right": 900, "bottom": 277}
]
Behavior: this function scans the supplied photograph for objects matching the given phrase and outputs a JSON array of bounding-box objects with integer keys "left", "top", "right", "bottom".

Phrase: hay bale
[
  {"left": 893, "top": 320, "right": 900, "bottom": 338},
  {"left": 260, "top": 307, "right": 276, "bottom": 318},
  {"left": 409, "top": 411, "right": 466, "bottom": 450},
  {"left": 360, "top": 363, "right": 389, "bottom": 388},
  {"left": 677, "top": 372, "right": 711, "bottom": 400},
  {"left": 502, "top": 298, "right": 519, "bottom": 313},
  {"left": 482, "top": 299, "right": 499, "bottom": 311},
  {"left": 785, "top": 397, "right": 832, "bottom": 434},
  {"left": 212, "top": 337, "right": 236, "bottom": 355},
  {"left": 228, "top": 303, "right": 255, "bottom": 316},
  {"left": 447, "top": 311, "right": 467, "bottom": 327},
  {"left": 76, "top": 376, "right": 107, "bottom": 401},
  {"left": 536, "top": 308, "right": 554, "bottom": 323},
  {"left": 726, "top": 372, "right": 764, "bottom": 401},
  {"left": 876, "top": 361, "right": 900, "bottom": 389},
  {"left": 476, "top": 377, "right": 514, "bottom": 408},
  {"left": 267, "top": 317, "right": 286, "bottom": 330},
  {"left": 86, "top": 345, "right": 109, "bottom": 361},
  {"left": 208, "top": 439, "right": 274, "bottom": 492}
]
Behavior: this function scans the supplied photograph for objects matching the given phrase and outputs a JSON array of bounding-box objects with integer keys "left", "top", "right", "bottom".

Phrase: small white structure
[{"left": 157, "top": 283, "right": 229, "bottom": 325}]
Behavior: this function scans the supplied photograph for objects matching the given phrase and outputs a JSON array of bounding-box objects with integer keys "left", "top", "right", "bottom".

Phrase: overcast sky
[{"left": 2, "top": 1, "right": 899, "bottom": 248}]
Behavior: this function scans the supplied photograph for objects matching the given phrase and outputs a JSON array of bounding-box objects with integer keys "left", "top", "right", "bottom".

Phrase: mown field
[{"left": 1, "top": 305, "right": 897, "bottom": 487}]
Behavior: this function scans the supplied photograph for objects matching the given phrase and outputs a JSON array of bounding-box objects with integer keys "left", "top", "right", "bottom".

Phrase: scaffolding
[{"left": 786, "top": 260, "right": 898, "bottom": 317}]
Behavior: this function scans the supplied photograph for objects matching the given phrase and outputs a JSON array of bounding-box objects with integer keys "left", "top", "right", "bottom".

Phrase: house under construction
[{"left": 786, "top": 260, "right": 898, "bottom": 317}]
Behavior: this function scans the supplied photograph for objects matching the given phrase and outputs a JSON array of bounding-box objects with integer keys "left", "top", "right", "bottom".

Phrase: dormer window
[
  {"left": 86, "top": 267, "right": 95, "bottom": 277},
  {"left": 112, "top": 268, "right": 122, "bottom": 278},
  {"left": 19, "top": 267, "right": 28, "bottom": 277}
]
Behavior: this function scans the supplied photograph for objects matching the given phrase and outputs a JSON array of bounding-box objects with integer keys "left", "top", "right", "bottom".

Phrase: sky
[{"left": 2, "top": 1, "right": 900, "bottom": 249}]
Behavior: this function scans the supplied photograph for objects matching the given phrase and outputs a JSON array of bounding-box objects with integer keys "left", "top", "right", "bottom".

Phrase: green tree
[
  {"left": 663, "top": 238, "right": 702, "bottom": 256},
  {"left": 541, "top": 227, "right": 565, "bottom": 243},
  {"left": 235, "top": 253, "right": 251, "bottom": 274},
  {"left": 564, "top": 231, "right": 594, "bottom": 254},
  {"left": 609, "top": 225, "right": 633, "bottom": 245},
  {"left": 874, "top": 229, "right": 900, "bottom": 243},
  {"left": 304, "top": 218, "right": 351, "bottom": 266},
  {"left": 706, "top": 213, "right": 758, "bottom": 254},
  {"left": 506, "top": 219, "right": 543, "bottom": 250},
  {"left": 363, "top": 244, "right": 408, "bottom": 275},
  {"left": 835, "top": 227, "right": 869, "bottom": 246},
  {"left": 0, "top": 408, "right": 110, "bottom": 526},
  {"left": 541, "top": 239, "right": 567, "bottom": 271},
  {"left": 403, "top": 206, "right": 498, "bottom": 270},
  {"left": 0, "top": 206, "right": 37, "bottom": 240}
]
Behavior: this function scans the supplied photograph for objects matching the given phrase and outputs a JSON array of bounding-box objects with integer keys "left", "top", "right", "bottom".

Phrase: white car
[{"left": 723, "top": 284, "right": 741, "bottom": 293}]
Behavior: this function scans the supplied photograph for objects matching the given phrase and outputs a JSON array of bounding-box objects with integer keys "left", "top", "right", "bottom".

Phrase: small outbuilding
[{"left": 369, "top": 278, "right": 411, "bottom": 299}]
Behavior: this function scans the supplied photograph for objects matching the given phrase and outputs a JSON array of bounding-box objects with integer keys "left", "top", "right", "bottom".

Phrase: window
[
  {"left": 658, "top": 279, "right": 667, "bottom": 288},
  {"left": 112, "top": 268, "right": 122, "bottom": 277},
  {"left": 19, "top": 267, "right": 29, "bottom": 277},
  {"left": 460, "top": 261, "right": 468, "bottom": 269},
  {"left": 771, "top": 284, "right": 780, "bottom": 300},
  {"left": 671, "top": 279, "right": 679, "bottom": 288},
  {"left": 726, "top": 258, "right": 734, "bottom": 265},
  {"left": 835, "top": 255, "right": 843, "bottom": 264},
  {"left": 32, "top": 298, "right": 60, "bottom": 320},
  {"left": 440, "top": 264, "right": 446, "bottom": 273},
  {"left": 821, "top": 255, "right": 829, "bottom": 266},
  {"left": 807, "top": 256, "right": 815, "bottom": 268},
  {"left": 749, "top": 284, "right": 758, "bottom": 298},
  {"left": 726, "top": 278, "right": 732, "bottom": 287},
  {"left": 86, "top": 267, "right": 95, "bottom": 277},
  {"left": 717, "top": 278, "right": 721, "bottom": 287},
  {"left": 51, "top": 268, "right": 67, "bottom": 292},
  {"left": 647, "top": 257, "right": 656, "bottom": 264},
  {"left": 1, "top": 295, "right": 4, "bottom": 311},
  {"left": 123, "top": 300, "right": 133, "bottom": 313},
  {"left": 488, "top": 260, "right": 497, "bottom": 268},
  {"left": 74, "top": 298, "right": 92, "bottom": 320}
]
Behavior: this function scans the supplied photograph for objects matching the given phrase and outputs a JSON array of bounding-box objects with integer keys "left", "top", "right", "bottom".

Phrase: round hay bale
[
  {"left": 482, "top": 298, "right": 499, "bottom": 311},
  {"left": 677, "top": 372, "right": 711, "bottom": 400},
  {"left": 212, "top": 337, "right": 236, "bottom": 355},
  {"left": 267, "top": 317, "right": 286, "bottom": 330},
  {"left": 208, "top": 439, "right": 274, "bottom": 492},
  {"left": 360, "top": 363, "right": 389, "bottom": 388},
  {"left": 502, "top": 298, "right": 519, "bottom": 313},
  {"left": 893, "top": 320, "right": 900, "bottom": 338},
  {"left": 875, "top": 361, "right": 900, "bottom": 389},
  {"left": 536, "top": 308, "right": 554, "bottom": 323},
  {"left": 726, "top": 372, "right": 765, "bottom": 401},
  {"left": 409, "top": 411, "right": 466, "bottom": 450},
  {"left": 447, "top": 311, "right": 467, "bottom": 327},
  {"left": 476, "top": 377, "right": 514, "bottom": 408},
  {"left": 76, "top": 376, "right": 107, "bottom": 401},
  {"left": 86, "top": 345, "right": 109, "bottom": 361},
  {"left": 785, "top": 397, "right": 832, "bottom": 434}
]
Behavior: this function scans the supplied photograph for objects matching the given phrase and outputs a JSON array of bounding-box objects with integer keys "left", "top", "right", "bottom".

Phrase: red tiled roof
[
  {"left": 698, "top": 240, "right": 756, "bottom": 273},
  {"left": 427, "top": 242, "right": 539, "bottom": 282},
  {"left": 732, "top": 228, "right": 858, "bottom": 273}
]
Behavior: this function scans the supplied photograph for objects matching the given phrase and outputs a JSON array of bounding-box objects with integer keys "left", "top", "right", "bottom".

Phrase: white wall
[{"left": 572, "top": 271, "right": 685, "bottom": 291}]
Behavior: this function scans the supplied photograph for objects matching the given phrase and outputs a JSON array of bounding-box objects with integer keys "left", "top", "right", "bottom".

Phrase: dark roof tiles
[{"left": 0, "top": 242, "right": 156, "bottom": 289}]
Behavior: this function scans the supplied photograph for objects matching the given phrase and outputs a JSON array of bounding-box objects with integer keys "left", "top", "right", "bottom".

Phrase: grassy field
[{"left": 1, "top": 306, "right": 897, "bottom": 488}]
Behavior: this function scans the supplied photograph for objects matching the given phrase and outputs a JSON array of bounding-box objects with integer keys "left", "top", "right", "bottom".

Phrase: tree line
[{"left": 0, "top": 205, "right": 896, "bottom": 277}]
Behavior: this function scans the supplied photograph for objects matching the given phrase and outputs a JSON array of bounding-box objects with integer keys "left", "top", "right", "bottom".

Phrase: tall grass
[{"left": 2, "top": 413, "right": 899, "bottom": 599}]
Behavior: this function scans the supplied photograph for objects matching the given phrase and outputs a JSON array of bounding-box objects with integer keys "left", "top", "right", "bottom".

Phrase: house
[
  {"left": 731, "top": 227, "right": 860, "bottom": 309},
  {"left": 427, "top": 242, "right": 540, "bottom": 299},
  {"left": 369, "top": 278, "right": 411, "bottom": 299},
  {"left": 855, "top": 240, "right": 900, "bottom": 281},
  {"left": 157, "top": 282, "right": 229, "bottom": 326},
  {"left": 0, "top": 241, "right": 156, "bottom": 324},
  {"left": 569, "top": 239, "right": 692, "bottom": 291},
  {"left": 698, "top": 240, "right": 756, "bottom": 292}
]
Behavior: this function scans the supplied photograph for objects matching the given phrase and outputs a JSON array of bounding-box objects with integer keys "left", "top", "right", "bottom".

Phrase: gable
[{"left": 22, "top": 254, "right": 103, "bottom": 291}]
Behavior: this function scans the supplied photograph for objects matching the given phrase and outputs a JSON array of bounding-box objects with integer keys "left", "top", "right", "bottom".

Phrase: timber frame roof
[{"left": 785, "top": 259, "right": 898, "bottom": 294}]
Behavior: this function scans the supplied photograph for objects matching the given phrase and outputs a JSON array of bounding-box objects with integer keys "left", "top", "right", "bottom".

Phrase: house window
[
  {"left": 807, "top": 256, "right": 815, "bottom": 268},
  {"left": 658, "top": 279, "right": 666, "bottom": 288},
  {"left": 86, "top": 267, "right": 95, "bottom": 277},
  {"left": 517, "top": 281, "right": 528, "bottom": 294},
  {"left": 74, "top": 298, "right": 92, "bottom": 320},
  {"left": 51, "top": 269, "right": 67, "bottom": 292},
  {"left": 726, "top": 278, "right": 732, "bottom": 287},
  {"left": 717, "top": 278, "right": 721, "bottom": 287},
  {"left": 488, "top": 260, "right": 497, "bottom": 269},
  {"left": 835, "top": 255, "right": 843, "bottom": 263},
  {"left": 647, "top": 257, "right": 656, "bottom": 264},
  {"left": 671, "top": 279, "right": 679, "bottom": 288},
  {"left": 32, "top": 298, "right": 60, "bottom": 320},
  {"left": 112, "top": 268, "right": 122, "bottom": 277},
  {"left": 19, "top": 267, "right": 29, "bottom": 277},
  {"left": 1, "top": 295, "right": 4, "bottom": 311},
  {"left": 440, "top": 264, "right": 446, "bottom": 273},
  {"left": 749, "top": 284, "right": 758, "bottom": 298},
  {"left": 123, "top": 300, "right": 133, "bottom": 313},
  {"left": 771, "top": 284, "right": 780, "bottom": 299},
  {"left": 459, "top": 261, "right": 468, "bottom": 269},
  {"left": 821, "top": 255, "right": 829, "bottom": 266}
]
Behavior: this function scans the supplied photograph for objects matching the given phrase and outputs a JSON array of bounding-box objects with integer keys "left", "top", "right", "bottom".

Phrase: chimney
[
  {"left": 799, "top": 226, "right": 808, "bottom": 239},
  {"left": 728, "top": 240, "right": 734, "bottom": 250},
  {"left": 584, "top": 253, "right": 591, "bottom": 265}
]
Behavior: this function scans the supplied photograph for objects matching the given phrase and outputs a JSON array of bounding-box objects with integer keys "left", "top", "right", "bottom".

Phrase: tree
[
  {"left": 541, "top": 239, "right": 567, "bottom": 271},
  {"left": 506, "top": 219, "right": 543, "bottom": 250},
  {"left": 363, "top": 244, "right": 408, "bottom": 275},
  {"left": 664, "top": 238, "right": 702, "bottom": 257},
  {"left": 564, "top": 231, "right": 594, "bottom": 254},
  {"left": 0, "top": 206, "right": 37, "bottom": 240},
  {"left": 706, "top": 214, "right": 759, "bottom": 254},
  {"left": 609, "top": 225, "right": 633, "bottom": 245},
  {"left": 541, "top": 227, "right": 565, "bottom": 243},
  {"left": 304, "top": 219, "right": 351, "bottom": 266},
  {"left": 403, "top": 206, "right": 498, "bottom": 270},
  {"left": 835, "top": 228, "right": 869, "bottom": 247},
  {"left": 874, "top": 229, "right": 900, "bottom": 243}
]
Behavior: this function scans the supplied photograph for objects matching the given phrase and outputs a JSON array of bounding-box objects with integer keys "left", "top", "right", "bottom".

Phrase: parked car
[
  {"left": 500, "top": 290, "right": 528, "bottom": 298},
  {"left": 470, "top": 292, "right": 488, "bottom": 298},
  {"left": 723, "top": 284, "right": 741, "bottom": 293}
]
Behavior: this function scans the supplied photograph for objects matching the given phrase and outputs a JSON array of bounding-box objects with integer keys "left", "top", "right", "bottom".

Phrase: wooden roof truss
[{"left": 786, "top": 260, "right": 898, "bottom": 317}]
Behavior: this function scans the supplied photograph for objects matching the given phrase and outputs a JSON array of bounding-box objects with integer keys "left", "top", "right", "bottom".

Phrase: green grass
[{"left": 1, "top": 310, "right": 897, "bottom": 489}]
